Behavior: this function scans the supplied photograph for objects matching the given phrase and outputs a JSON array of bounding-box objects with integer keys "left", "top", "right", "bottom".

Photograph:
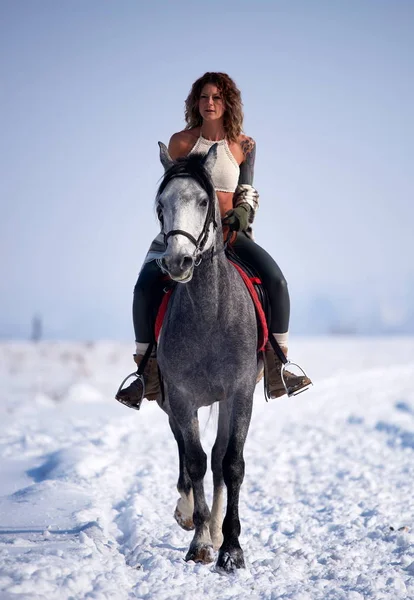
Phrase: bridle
[{"left": 158, "top": 174, "right": 218, "bottom": 264}]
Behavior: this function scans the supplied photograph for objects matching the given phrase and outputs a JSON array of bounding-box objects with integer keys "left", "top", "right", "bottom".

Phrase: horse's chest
[
  {"left": 159, "top": 298, "right": 255, "bottom": 377},
  {"left": 162, "top": 299, "right": 238, "bottom": 347}
]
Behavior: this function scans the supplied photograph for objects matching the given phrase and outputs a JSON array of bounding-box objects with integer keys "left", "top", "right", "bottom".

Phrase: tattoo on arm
[{"left": 238, "top": 138, "right": 256, "bottom": 185}]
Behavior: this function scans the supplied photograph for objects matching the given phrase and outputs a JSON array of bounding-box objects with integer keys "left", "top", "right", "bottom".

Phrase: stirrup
[
  {"left": 281, "top": 361, "right": 313, "bottom": 397},
  {"left": 115, "top": 372, "right": 145, "bottom": 411}
]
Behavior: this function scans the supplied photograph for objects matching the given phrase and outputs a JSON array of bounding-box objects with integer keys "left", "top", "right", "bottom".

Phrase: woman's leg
[
  {"left": 232, "top": 232, "right": 290, "bottom": 336},
  {"left": 133, "top": 259, "right": 166, "bottom": 347},
  {"left": 232, "top": 232, "right": 311, "bottom": 398},
  {"left": 116, "top": 237, "right": 166, "bottom": 407}
]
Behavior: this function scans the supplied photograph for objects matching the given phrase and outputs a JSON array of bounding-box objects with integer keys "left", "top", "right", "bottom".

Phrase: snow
[{"left": 1, "top": 338, "right": 414, "bottom": 599}]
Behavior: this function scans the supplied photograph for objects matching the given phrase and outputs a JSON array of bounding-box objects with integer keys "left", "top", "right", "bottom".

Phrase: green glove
[{"left": 222, "top": 203, "right": 251, "bottom": 232}]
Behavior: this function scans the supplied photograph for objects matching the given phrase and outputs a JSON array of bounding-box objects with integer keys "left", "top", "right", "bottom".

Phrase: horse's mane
[{"left": 156, "top": 154, "right": 216, "bottom": 204}]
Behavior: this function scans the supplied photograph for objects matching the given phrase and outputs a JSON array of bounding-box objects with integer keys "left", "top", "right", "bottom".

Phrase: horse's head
[{"left": 156, "top": 142, "right": 220, "bottom": 283}]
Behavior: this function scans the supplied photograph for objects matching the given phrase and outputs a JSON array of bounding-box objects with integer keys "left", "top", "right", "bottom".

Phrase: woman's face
[{"left": 198, "top": 84, "right": 225, "bottom": 122}]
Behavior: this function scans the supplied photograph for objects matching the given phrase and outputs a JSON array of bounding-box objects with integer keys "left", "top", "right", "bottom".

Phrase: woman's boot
[
  {"left": 264, "top": 343, "right": 312, "bottom": 398},
  {"left": 115, "top": 354, "right": 160, "bottom": 409}
]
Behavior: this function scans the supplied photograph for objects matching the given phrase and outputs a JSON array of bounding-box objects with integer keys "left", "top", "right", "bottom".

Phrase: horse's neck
[{"left": 186, "top": 243, "right": 228, "bottom": 304}]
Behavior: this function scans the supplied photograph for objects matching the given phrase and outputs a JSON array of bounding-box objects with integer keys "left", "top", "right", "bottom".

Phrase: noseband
[{"left": 160, "top": 175, "right": 218, "bottom": 262}]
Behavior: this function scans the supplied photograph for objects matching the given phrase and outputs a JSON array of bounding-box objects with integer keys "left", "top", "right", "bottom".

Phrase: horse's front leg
[
  {"left": 210, "top": 401, "right": 230, "bottom": 550},
  {"left": 216, "top": 393, "right": 253, "bottom": 572},
  {"left": 168, "top": 415, "right": 194, "bottom": 531},
  {"left": 173, "top": 407, "right": 214, "bottom": 564}
]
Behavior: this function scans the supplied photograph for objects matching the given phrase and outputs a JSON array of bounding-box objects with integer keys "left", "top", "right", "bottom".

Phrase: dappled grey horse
[{"left": 155, "top": 142, "right": 258, "bottom": 572}]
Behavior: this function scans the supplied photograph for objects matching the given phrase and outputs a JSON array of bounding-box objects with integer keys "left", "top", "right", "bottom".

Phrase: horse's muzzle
[{"left": 161, "top": 254, "right": 195, "bottom": 282}]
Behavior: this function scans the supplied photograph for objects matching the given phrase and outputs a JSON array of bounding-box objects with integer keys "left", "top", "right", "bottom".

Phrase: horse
[{"left": 155, "top": 142, "right": 259, "bottom": 572}]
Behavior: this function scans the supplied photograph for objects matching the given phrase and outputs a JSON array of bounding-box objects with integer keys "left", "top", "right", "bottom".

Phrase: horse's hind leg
[
  {"left": 216, "top": 393, "right": 253, "bottom": 572},
  {"left": 168, "top": 415, "right": 194, "bottom": 531},
  {"left": 210, "top": 402, "right": 230, "bottom": 550}
]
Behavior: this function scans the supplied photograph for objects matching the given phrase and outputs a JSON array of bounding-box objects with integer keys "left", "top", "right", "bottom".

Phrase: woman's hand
[{"left": 222, "top": 203, "right": 251, "bottom": 232}]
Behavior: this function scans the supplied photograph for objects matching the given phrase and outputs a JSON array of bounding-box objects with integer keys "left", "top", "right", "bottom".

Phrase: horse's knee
[
  {"left": 223, "top": 454, "right": 245, "bottom": 487},
  {"left": 186, "top": 449, "right": 208, "bottom": 482}
]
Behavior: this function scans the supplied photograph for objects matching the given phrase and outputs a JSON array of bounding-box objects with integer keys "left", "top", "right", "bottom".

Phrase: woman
[{"left": 116, "top": 72, "right": 311, "bottom": 408}]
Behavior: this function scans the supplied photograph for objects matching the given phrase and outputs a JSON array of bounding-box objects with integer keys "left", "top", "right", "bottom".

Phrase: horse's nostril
[{"left": 181, "top": 256, "right": 194, "bottom": 271}]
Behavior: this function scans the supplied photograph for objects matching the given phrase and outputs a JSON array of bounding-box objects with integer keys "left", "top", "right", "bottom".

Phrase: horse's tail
[{"left": 203, "top": 403, "right": 219, "bottom": 434}]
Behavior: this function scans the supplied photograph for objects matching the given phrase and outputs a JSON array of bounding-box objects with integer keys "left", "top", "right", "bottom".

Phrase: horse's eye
[{"left": 199, "top": 199, "right": 208, "bottom": 208}]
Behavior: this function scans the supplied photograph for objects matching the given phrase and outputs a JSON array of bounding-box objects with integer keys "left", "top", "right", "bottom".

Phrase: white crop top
[{"left": 189, "top": 135, "right": 240, "bottom": 193}]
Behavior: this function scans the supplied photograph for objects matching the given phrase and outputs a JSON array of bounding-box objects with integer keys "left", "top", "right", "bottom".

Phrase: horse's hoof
[
  {"left": 216, "top": 548, "right": 245, "bottom": 573},
  {"left": 174, "top": 506, "right": 195, "bottom": 531},
  {"left": 185, "top": 543, "right": 215, "bottom": 564}
]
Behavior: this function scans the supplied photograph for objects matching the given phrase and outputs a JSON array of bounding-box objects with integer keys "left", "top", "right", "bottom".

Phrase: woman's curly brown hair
[{"left": 184, "top": 72, "right": 244, "bottom": 142}]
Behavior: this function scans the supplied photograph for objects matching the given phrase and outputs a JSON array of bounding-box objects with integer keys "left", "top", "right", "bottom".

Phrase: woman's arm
[
  {"left": 238, "top": 137, "right": 256, "bottom": 185},
  {"left": 234, "top": 137, "right": 259, "bottom": 223}
]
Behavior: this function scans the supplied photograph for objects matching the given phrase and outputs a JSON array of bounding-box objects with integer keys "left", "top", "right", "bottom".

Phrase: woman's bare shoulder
[
  {"left": 238, "top": 134, "right": 256, "bottom": 158},
  {"left": 168, "top": 128, "right": 199, "bottom": 159}
]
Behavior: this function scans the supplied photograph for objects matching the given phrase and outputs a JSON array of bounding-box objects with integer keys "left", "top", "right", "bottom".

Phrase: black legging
[{"left": 133, "top": 232, "right": 290, "bottom": 342}]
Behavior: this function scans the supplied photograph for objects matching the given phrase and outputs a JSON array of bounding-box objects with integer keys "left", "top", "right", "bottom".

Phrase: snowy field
[{"left": 1, "top": 338, "right": 414, "bottom": 600}]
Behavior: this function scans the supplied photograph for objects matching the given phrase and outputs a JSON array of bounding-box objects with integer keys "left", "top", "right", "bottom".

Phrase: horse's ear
[
  {"left": 202, "top": 143, "right": 218, "bottom": 175},
  {"left": 158, "top": 142, "right": 174, "bottom": 171}
]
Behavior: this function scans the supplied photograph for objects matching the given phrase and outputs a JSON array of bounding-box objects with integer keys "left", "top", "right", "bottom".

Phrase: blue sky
[{"left": 1, "top": 0, "right": 413, "bottom": 339}]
